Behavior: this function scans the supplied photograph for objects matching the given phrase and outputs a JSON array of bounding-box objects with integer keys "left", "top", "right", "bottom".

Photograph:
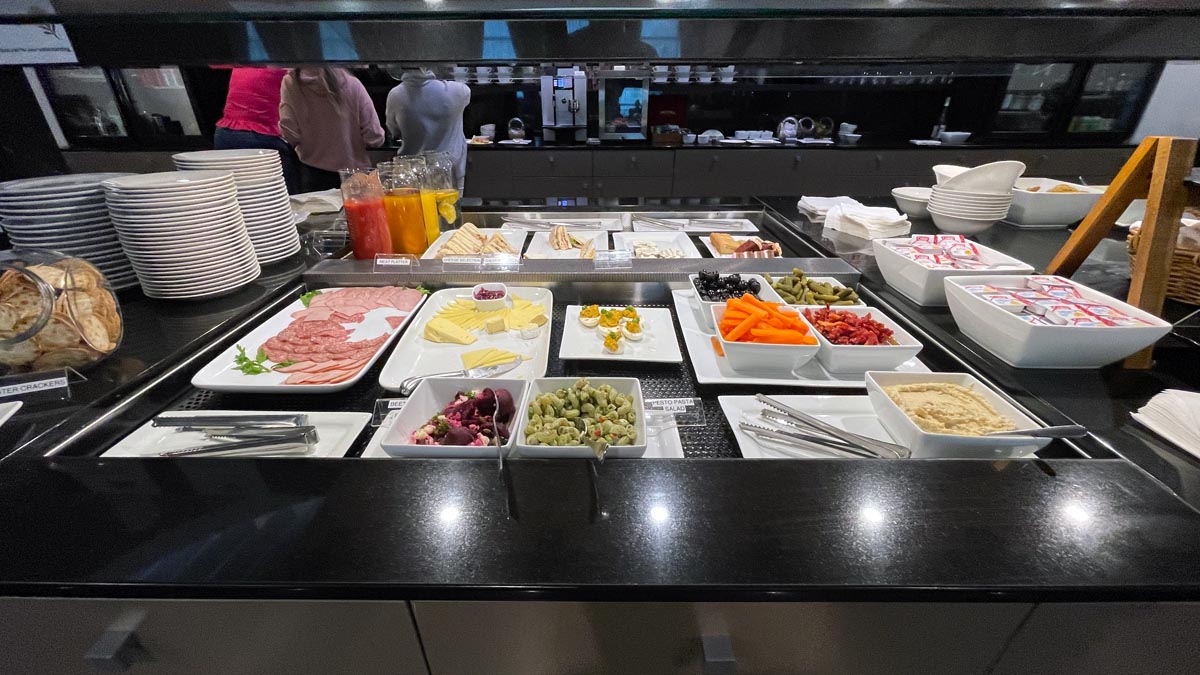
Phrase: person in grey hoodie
[
  {"left": 280, "top": 67, "right": 385, "bottom": 192},
  {"left": 385, "top": 68, "right": 471, "bottom": 190}
]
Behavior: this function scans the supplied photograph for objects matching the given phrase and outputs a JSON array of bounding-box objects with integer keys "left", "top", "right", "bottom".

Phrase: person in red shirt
[{"left": 214, "top": 67, "right": 299, "bottom": 193}]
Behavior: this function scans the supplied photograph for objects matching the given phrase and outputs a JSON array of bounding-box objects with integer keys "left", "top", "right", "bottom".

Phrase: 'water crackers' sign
[{"left": 0, "top": 24, "right": 76, "bottom": 65}]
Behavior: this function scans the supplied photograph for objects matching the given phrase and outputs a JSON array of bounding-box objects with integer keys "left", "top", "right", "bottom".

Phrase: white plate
[
  {"left": 0, "top": 173, "right": 131, "bottom": 196},
  {"left": 103, "top": 170, "right": 234, "bottom": 192},
  {"left": 0, "top": 204, "right": 107, "bottom": 218},
  {"left": 611, "top": 231, "right": 703, "bottom": 258},
  {"left": 672, "top": 289, "right": 929, "bottom": 387},
  {"left": 360, "top": 408, "right": 686, "bottom": 460},
  {"left": 101, "top": 410, "right": 370, "bottom": 458},
  {"left": 377, "top": 286, "right": 553, "bottom": 391},
  {"left": 524, "top": 230, "right": 609, "bottom": 259},
  {"left": 0, "top": 214, "right": 113, "bottom": 228},
  {"left": 499, "top": 218, "right": 625, "bottom": 232},
  {"left": 632, "top": 218, "right": 758, "bottom": 234},
  {"left": 0, "top": 401, "right": 22, "bottom": 430},
  {"left": 720, "top": 395, "right": 897, "bottom": 459},
  {"left": 9, "top": 230, "right": 120, "bottom": 246},
  {"left": 0, "top": 195, "right": 105, "bottom": 212},
  {"left": 173, "top": 149, "right": 282, "bottom": 163},
  {"left": 699, "top": 234, "right": 779, "bottom": 258},
  {"left": 105, "top": 190, "right": 239, "bottom": 210},
  {"left": 192, "top": 287, "right": 425, "bottom": 392},
  {"left": 559, "top": 306, "right": 683, "bottom": 363},
  {"left": 421, "top": 229, "right": 528, "bottom": 259},
  {"left": 142, "top": 269, "right": 260, "bottom": 299},
  {"left": 496, "top": 139, "right": 532, "bottom": 145}
]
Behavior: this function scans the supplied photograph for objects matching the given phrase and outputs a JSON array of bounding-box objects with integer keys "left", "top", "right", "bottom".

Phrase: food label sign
[
  {"left": 0, "top": 24, "right": 77, "bottom": 65},
  {"left": 0, "top": 369, "right": 71, "bottom": 401},
  {"left": 645, "top": 397, "right": 705, "bottom": 427},
  {"left": 373, "top": 253, "right": 418, "bottom": 273}
]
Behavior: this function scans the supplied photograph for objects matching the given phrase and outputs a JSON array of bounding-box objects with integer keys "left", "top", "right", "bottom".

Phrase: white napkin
[
  {"left": 798, "top": 196, "right": 863, "bottom": 222},
  {"left": 1132, "top": 389, "right": 1200, "bottom": 458},
  {"left": 290, "top": 189, "right": 343, "bottom": 214},
  {"left": 1128, "top": 218, "right": 1200, "bottom": 249},
  {"left": 823, "top": 204, "right": 911, "bottom": 240}
]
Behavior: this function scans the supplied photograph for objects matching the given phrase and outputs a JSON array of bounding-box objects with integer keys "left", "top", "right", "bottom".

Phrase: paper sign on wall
[{"left": 0, "top": 24, "right": 77, "bottom": 65}]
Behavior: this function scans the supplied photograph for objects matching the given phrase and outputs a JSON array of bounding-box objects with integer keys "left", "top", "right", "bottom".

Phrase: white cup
[
  {"left": 697, "top": 135, "right": 712, "bottom": 145},
  {"left": 475, "top": 66, "right": 492, "bottom": 83},
  {"left": 683, "top": 134, "right": 697, "bottom": 144},
  {"left": 481, "top": 124, "right": 496, "bottom": 139},
  {"left": 840, "top": 123, "right": 858, "bottom": 134}
]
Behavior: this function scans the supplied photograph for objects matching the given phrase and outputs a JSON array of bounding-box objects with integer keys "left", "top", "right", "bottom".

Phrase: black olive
[
  {"left": 727, "top": 273, "right": 741, "bottom": 284},
  {"left": 747, "top": 279, "right": 761, "bottom": 293}
]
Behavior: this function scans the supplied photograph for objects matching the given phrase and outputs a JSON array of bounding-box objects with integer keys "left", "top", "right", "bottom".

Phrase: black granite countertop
[{"left": 2, "top": 200, "right": 1200, "bottom": 601}]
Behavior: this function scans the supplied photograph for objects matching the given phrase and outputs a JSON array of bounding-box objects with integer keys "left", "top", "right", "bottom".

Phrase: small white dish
[
  {"left": 612, "top": 231, "right": 703, "bottom": 258},
  {"left": 0, "top": 401, "right": 22, "bottom": 431},
  {"left": 802, "top": 305, "right": 923, "bottom": 373},
  {"left": 937, "top": 130, "right": 971, "bottom": 145},
  {"left": 865, "top": 371, "right": 1051, "bottom": 458},
  {"left": 687, "top": 273, "right": 784, "bottom": 330},
  {"left": 698, "top": 234, "right": 778, "bottom": 258},
  {"left": 559, "top": 306, "right": 683, "bottom": 363},
  {"left": 1007, "top": 178, "right": 1104, "bottom": 226},
  {"left": 940, "top": 160, "right": 1026, "bottom": 194},
  {"left": 515, "top": 377, "right": 648, "bottom": 458},
  {"left": 721, "top": 395, "right": 896, "bottom": 459},
  {"left": 928, "top": 210, "right": 1001, "bottom": 235},
  {"left": 932, "top": 164, "right": 969, "bottom": 184},
  {"left": 524, "top": 230, "right": 609, "bottom": 259},
  {"left": 471, "top": 282, "right": 508, "bottom": 311},
  {"left": 379, "top": 377, "right": 529, "bottom": 458}
]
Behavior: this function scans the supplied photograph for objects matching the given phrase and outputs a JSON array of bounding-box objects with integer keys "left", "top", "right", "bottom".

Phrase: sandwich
[
  {"left": 709, "top": 232, "right": 740, "bottom": 255},
  {"left": 550, "top": 225, "right": 573, "bottom": 251},
  {"left": 480, "top": 233, "right": 517, "bottom": 255}
]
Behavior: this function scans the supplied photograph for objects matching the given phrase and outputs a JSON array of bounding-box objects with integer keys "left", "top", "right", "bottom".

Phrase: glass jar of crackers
[{"left": 0, "top": 250, "right": 123, "bottom": 373}]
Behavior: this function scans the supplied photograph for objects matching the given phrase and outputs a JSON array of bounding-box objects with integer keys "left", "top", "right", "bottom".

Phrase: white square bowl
[
  {"left": 688, "top": 273, "right": 784, "bottom": 330},
  {"left": 865, "top": 371, "right": 1052, "bottom": 459},
  {"left": 872, "top": 238, "right": 1034, "bottom": 306},
  {"left": 711, "top": 304, "right": 820, "bottom": 373},
  {"left": 1008, "top": 178, "right": 1104, "bottom": 226},
  {"left": 801, "top": 305, "right": 924, "bottom": 373},
  {"left": 515, "top": 377, "right": 647, "bottom": 458},
  {"left": 943, "top": 275, "right": 1172, "bottom": 368},
  {"left": 379, "top": 377, "right": 530, "bottom": 458}
]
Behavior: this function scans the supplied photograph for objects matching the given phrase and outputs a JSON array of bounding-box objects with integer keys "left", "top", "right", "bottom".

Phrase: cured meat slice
[
  {"left": 385, "top": 315, "right": 406, "bottom": 329},
  {"left": 274, "top": 360, "right": 316, "bottom": 373}
]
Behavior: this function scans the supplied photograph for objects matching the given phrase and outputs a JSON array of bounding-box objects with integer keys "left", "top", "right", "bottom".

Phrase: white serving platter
[
  {"left": 361, "top": 408, "right": 686, "bottom": 459},
  {"left": 523, "top": 230, "right": 609, "bottom": 259},
  {"left": 377, "top": 286, "right": 553, "bottom": 392},
  {"left": 611, "top": 231, "right": 703, "bottom": 258},
  {"left": 632, "top": 217, "right": 758, "bottom": 234},
  {"left": 101, "top": 410, "right": 371, "bottom": 458},
  {"left": 421, "top": 228, "right": 528, "bottom": 259},
  {"left": 559, "top": 306, "right": 683, "bottom": 363},
  {"left": 672, "top": 289, "right": 929, "bottom": 387},
  {"left": 699, "top": 234, "right": 779, "bottom": 258},
  {"left": 719, "top": 395, "right": 896, "bottom": 459},
  {"left": 191, "top": 286, "right": 426, "bottom": 393},
  {"left": 497, "top": 217, "right": 624, "bottom": 232}
]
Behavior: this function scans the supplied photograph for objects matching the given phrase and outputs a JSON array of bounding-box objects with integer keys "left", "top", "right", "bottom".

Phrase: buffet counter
[{"left": 2, "top": 202, "right": 1200, "bottom": 674}]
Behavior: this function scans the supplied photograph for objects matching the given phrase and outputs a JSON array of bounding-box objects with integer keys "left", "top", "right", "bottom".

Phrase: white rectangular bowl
[
  {"left": 944, "top": 275, "right": 1172, "bottom": 368},
  {"left": 379, "top": 377, "right": 530, "bottom": 458},
  {"left": 872, "top": 238, "right": 1034, "bottom": 306},
  {"left": 865, "top": 371, "right": 1051, "bottom": 459},
  {"left": 515, "top": 377, "right": 647, "bottom": 458},
  {"left": 711, "top": 304, "right": 820, "bottom": 374},
  {"left": 687, "top": 273, "right": 784, "bottom": 331},
  {"left": 802, "top": 305, "right": 924, "bottom": 373},
  {"left": 1007, "top": 178, "right": 1104, "bottom": 227}
]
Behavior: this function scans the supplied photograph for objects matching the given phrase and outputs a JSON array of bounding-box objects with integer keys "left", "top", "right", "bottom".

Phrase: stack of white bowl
[
  {"left": 172, "top": 149, "right": 300, "bottom": 263},
  {"left": 0, "top": 173, "right": 139, "bottom": 289},
  {"left": 927, "top": 161, "right": 1026, "bottom": 235},
  {"left": 102, "top": 171, "right": 261, "bottom": 300}
]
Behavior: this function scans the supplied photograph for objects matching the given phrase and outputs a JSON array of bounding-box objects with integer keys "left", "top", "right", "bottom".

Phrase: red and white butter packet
[
  {"left": 1073, "top": 301, "right": 1128, "bottom": 319},
  {"left": 982, "top": 293, "right": 1026, "bottom": 313},
  {"left": 946, "top": 242, "right": 981, "bottom": 260}
]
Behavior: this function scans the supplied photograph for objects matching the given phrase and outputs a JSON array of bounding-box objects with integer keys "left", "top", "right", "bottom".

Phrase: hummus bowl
[{"left": 865, "top": 371, "right": 1052, "bottom": 458}]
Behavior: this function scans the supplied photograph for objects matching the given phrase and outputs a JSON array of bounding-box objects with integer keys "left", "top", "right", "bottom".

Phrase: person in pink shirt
[
  {"left": 214, "top": 67, "right": 299, "bottom": 193},
  {"left": 279, "top": 67, "right": 385, "bottom": 193}
]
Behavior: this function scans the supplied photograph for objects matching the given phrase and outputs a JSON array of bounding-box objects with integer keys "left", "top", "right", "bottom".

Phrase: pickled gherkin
[
  {"left": 766, "top": 268, "right": 861, "bottom": 305},
  {"left": 523, "top": 378, "right": 639, "bottom": 446}
]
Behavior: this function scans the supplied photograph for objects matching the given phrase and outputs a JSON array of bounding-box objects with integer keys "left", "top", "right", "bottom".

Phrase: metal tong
[
  {"left": 633, "top": 215, "right": 744, "bottom": 231},
  {"left": 502, "top": 216, "right": 604, "bottom": 230},
  {"left": 160, "top": 426, "right": 320, "bottom": 457},
  {"left": 749, "top": 394, "right": 911, "bottom": 459},
  {"left": 153, "top": 413, "right": 319, "bottom": 457}
]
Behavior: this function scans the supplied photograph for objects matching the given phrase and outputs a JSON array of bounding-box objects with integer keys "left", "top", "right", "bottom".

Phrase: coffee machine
[{"left": 540, "top": 66, "right": 588, "bottom": 144}]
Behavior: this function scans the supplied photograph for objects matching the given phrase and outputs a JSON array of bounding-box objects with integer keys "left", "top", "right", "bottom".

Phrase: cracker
[
  {"left": 0, "top": 341, "right": 39, "bottom": 367},
  {"left": 31, "top": 347, "right": 98, "bottom": 371},
  {"left": 77, "top": 314, "right": 112, "bottom": 352},
  {"left": 32, "top": 315, "right": 81, "bottom": 350}
]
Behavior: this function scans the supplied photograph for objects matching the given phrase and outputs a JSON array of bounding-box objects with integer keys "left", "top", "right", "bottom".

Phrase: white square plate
[
  {"left": 101, "top": 411, "right": 371, "bottom": 458},
  {"left": 523, "top": 230, "right": 609, "bottom": 259},
  {"left": 720, "top": 395, "right": 895, "bottom": 459},
  {"left": 699, "top": 234, "right": 779, "bottom": 258},
  {"left": 377, "top": 286, "right": 553, "bottom": 391},
  {"left": 421, "top": 229, "right": 528, "bottom": 259},
  {"left": 611, "top": 231, "right": 703, "bottom": 258},
  {"left": 559, "top": 306, "right": 683, "bottom": 363},
  {"left": 672, "top": 289, "right": 929, "bottom": 387},
  {"left": 378, "top": 377, "right": 530, "bottom": 458},
  {"left": 191, "top": 287, "right": 426, "bottom": 393}
]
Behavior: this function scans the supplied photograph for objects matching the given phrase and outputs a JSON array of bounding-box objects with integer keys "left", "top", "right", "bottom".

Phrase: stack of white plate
[
  {"left": 172, "top": 149, "right": 300, "bottom": 263},
  {"left": 102, "top": 171, "right": 261, "bottom": 300},
  {"left": 927, "top": 160, "right": 1025, "bottom": 235},
  {"left": 0, "top": 173, "right": 139, "bottom": 289}
]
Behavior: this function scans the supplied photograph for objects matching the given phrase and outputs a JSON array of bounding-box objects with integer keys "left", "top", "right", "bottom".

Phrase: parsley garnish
[{"left": 299, "top": 289, "right": 323, "bottom": 307}]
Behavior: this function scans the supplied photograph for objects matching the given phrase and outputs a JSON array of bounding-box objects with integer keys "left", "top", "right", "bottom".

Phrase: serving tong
[
  {"left": 742, "top": 394, "right": 911, "bottom": 459},
  {"left": 632, "top": 215, "right": 745, "bottom": 231},
  {"left": 152, "top": 414, "right": 320, "bottom": 457},
  {"left": 501, "top": 216, "right": 605, "bottom": 230}
]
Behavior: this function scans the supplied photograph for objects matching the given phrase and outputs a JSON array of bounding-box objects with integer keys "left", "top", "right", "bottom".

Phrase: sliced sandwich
[{"left": 480, "top": 233, "right": 517, "bottom": 255}]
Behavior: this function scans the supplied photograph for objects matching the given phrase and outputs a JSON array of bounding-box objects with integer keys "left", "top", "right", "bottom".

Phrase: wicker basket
[{"left": 1128, "top": 229, "right": 1200, "bottom": 305}]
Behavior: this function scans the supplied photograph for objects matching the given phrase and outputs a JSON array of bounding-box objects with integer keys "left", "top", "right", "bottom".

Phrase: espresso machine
[{"left": 540, "top": 66, "right": 588, "bottom": 144}]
